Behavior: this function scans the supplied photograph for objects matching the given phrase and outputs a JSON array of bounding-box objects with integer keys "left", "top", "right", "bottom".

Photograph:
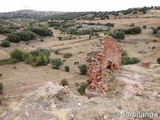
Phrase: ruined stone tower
[{"left": 86, "top": 36, "right": 123, "bottom": 95}]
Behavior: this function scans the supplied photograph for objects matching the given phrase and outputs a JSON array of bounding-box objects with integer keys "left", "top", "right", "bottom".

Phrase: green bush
[
  {"left": 40, "top": 39, "right": 44, "bottom": 42},
  {"left": 142, "top": 25, "right": 147, "bottom": 29},
  {"left": 29, "top": 27, "right": 53, "bottom": 36},
  {"left": 58, "top": 36, "right": 62, "bottom": 41},
  {"left": 0, "top": 26, "right": 13, "bottom": 34},
  {"left": 54, "top": 50, "right": 59, "bottom": 55},
  {"left": 63, "top": 53, "right": 72, "bottom": 58},
  {"left": 0, "top": 83, "right": 3, "bottom": 94},
  {"left": 9, "top": 48, "right": 50, "bottom": 66},
  {"left": 151, "top": 27, "right": 158, "bottom": 34},
  {"left": 115, "top": 31, "right": 125, "bottom": 40},
  {"left": 109, "top": 33, "right": 117, "bottom": 39},
  {"left": 129, "top": 23, "right": 135, "bottom": 27},
  {"left": 7, "top": 31, "right": 36, "bottom": 43},
  {"left": 78, "top": 64, "right": 87, "bottom": 75},
  {"left": 60, "top": 79, "right": 68, "bottom": 86},
  {"left": 121, "top": 56, "right": 140, "bottom": 65},
  {"left": 23, "top": 52, "right": 33, "bottom": 64},
  {"left": 31, "top": 48, "right": 50, "bottom": 57},
  {"left": 157, "top": 57, "right": 160, "bottom": 64},
  {"left": 133, "top": 11, "right": 138, "bottom": 14},
  {"left": 50, "top": 58, "right": 63, "bottom": 69},
  {"left": 10, "top": 49, "right": 25, "bottom": 61},
  {"left": 122, "top": 50, "right": 128, "bottom": 56},
  {"left": 64, "top": 66, "right": 70, "bottom": 72},
  {"left": 157, "top": 26, "right": 160, "bottom": 30},
  {"left": 125, "top": 26, "right": 142, "bottom": 35},
  {"left": 152, "top": 46, "right": 156, "bottom": 50},
  {"left": 31, "top": 52, "right": 49, "bottom": 66},
  {"left": 30, "top": 49, "right": 50, "bottom": 66},
  {"left": 77, "top": 82, "right": 88, "bottom": 95},
  {"left": 1, "top": 40, "right": 10, "bottom": 47},
  {"left": 109, "top": 31, "right": 125, "bottom": 40},
  {"left": 105, "top": 23, "right": 114, "bottom": 27}
]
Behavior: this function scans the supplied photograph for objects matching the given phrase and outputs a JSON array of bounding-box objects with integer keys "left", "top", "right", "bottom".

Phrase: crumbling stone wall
[{"left": 86, "top": 36, "right": 123, "bottom": 94}]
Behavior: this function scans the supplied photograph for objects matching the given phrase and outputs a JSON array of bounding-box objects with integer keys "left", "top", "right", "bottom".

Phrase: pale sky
[{"left": 0, "top": 0, "right": 159, "bottom": 12}]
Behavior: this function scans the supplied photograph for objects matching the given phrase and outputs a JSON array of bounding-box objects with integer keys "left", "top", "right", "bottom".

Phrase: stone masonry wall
[{"left": 86, "top": 36, "right": 123, "bottom": 94}]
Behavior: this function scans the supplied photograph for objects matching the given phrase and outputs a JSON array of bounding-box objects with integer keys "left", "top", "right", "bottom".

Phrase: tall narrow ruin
[{"left": 86, "top": 36, "right": 123, "bottom": 95}]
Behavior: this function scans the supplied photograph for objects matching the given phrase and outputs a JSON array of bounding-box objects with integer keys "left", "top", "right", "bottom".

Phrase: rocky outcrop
[
  {"left": 1, "top": 67, "right": 160, "bottom": 120},
  {"left": 0, "top": 10, "right": 63, "bottom": 21},
  {"left": 86, "top": 36, "right": 123, "bottom": 95}
]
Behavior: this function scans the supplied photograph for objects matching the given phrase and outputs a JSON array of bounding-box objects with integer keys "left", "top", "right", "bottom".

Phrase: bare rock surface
[{"left": 1, "top": 64, "right": 160, "bottom": 120}]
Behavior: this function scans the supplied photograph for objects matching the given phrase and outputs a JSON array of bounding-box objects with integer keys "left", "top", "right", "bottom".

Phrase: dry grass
[{"left": 0, "top": 14, "right": 160, "bottom": 116}]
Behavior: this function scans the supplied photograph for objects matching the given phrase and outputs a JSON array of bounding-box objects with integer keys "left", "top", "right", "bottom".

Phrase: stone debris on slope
[{"left": 1, "top": 64, "right": 160, "bottom": 120}]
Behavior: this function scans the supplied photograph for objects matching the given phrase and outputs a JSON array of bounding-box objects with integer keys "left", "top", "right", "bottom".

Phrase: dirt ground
[{"left": 0, "top": 14, "right": 160, "bottom": 116}]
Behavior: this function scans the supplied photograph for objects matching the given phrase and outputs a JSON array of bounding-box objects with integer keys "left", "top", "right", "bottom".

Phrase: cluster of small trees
[
  {"left": 105, "top": 23, "right": 114, "bottom": 27},
  {"left": 0, "top": 26, "right": 13, "bottom": 34},
  {"left": 0, "top": 21, "right": 20, "bottom": 34},
  {"left": 109, "top": 30, "right": 125, "bottom": 40},
  {"left": 7, "top": 31, "right": 36, "bottom": 43},
  {"left": 125, "top": 26, "right": 142, "bottom": 35},
  {"left": 10, "top": 48, "right": 50, "bottom": 66},
  {"left": 0, "top": 40, "right": 10, "bottom": 47},
  {"left": 29, "top": 27, "right": 53, "bottom": 36}
]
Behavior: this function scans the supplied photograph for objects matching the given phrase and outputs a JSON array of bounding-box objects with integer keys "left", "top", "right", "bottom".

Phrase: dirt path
[{"left": 2, "top": 74, "right": 78, "bottom": 97}]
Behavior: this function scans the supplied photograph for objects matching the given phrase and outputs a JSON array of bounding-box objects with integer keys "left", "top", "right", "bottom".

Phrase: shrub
[
  {"left": 109, "top": 31, "right": 125, "bottom": 40},
  {"left": 50, "top": 58, "right": 63, "bottom": 69},
  {"left": 152, "top": 46, "right": 156, "bottom": 50},
  {"left": 58, "top": 36, "right": 62, "bottom": 41},
  {"left": 54, "top": 50, "right": 59, "bottom": 55},
  {"left": 26, "top": 41, "right": 29, "bottom": 45},
  {"left": 129, "top": 23, "right": 135, "bottom": 27},
  {"left": 31, "top": 48, "right": 50, "bottom": 57},
  {"left": 78, "top": 64, "right": 87, "bottom": 75},
  {"left": 40, "top": 39, "right": 44, "bottom": 42},
  {"left": 7, "top": 31, "right": 36, "bottom": 43},
  {"left": 63, "top": 53, "right": 72, "bottom": 58},
  {"left": 153, "top": 39, "right": 158, "bottom": 42},
  {"left": 157, "top": 57, "right": 160, "bottom": 64},
  {"left": 29, "top": 27, "right": 53, "bottom": 36},
  {"left": 122, "top": 50, "right": 128, "bottom": 56},
  {"left": 133, "top": 11, "right": 137, "bottom": 14},
  {"left": 10, "top": 48, "right": 50, "bottom": 66},
  {"left": 23, "top": 52, "right": 33, "bottom": 64},
  {"left": 1, "top": 40, "right": 10, "bottom": 47},
  {"left": 60, "top": 79, "right": 68, "bottom": 86},
  {"left": 142, "top": 25, "right": 147, "bottom": 29},
  {"left": 10, "top": 49, "right": 25, "bottom": 61},
  {"left": 105, "top": 23, "right": 114, "bottom": 27},
  {"left": 151, "top": 27, "right": 158, "bottom": 34},
  {"left": 125, "top": 26, "right": 142, "bottom": 35},
  {"left": 109, "top": 33, "right": 117, "bottom": 39},
  {"left": 115, "top": 31, "right": 125, "bottom": 40},
  {"left": 0, "top": 26, "right": 13, "bottom": 34},
  {"left": 64, "top": 66, "right": 70, "bottom": 72},
  {"left": 31, "top": 51, "right": 49, "bottom": 66},
  {"left": 77, "top": 82, "right": 88, "bottom": 95},
  {"left": 121, "top": 57, "right": 140, "bottom": 65},
  {"left": 157, "top": 26, "right": 160, "bottom": 30},
  {"left": 0, "top": 83, "right": 3, "bottom": 94}
]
